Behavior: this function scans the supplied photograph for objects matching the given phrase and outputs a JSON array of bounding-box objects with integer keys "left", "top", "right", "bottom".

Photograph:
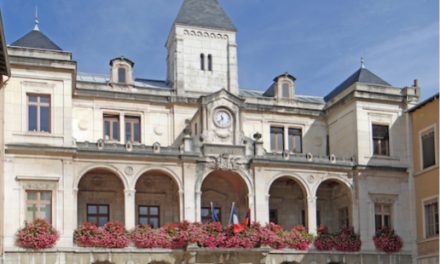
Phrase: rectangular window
[
  {"left": 125, "top": 116, "right": 141, "bottom": 143},
  {"left": 104, "top": 114, "right": 120, "bottom": 141},
  {"left": 375, "top": 203, "right": 392, "bottom": 231},
  {"left": 424, "top": 200, "right": 439, "bottom": 238},
  {"left": 138, "top": 206, "right": 160, "bottom": 228},
  {"left": 421, "top": 129, "right": 436, "bottom": 169},
  {"left": 288, "top": 128, "right": 302, "bottom": 153},
  {"left": 201, "top": 207, "right": 221, "bottom": 224},
  {"left": 26, "top": 191, "right": 52, "bottom": 223},
  {"left": 372, "top": 124, "right": 390, "bottom": 156},
  {"left": 270, "top": 126, "right": 284, "bottom": 152},
  {"left": 118, "top": 67, "right": 126, "bottom": 83},
  {"left": 28, "top": 94, "right": 50, "bottom": 133},
  {"left": 87, "top": 204, "right": 109, "bottom": 227},
  {"left": 338, "top": 207, "right": 349, "bottom": 227}
]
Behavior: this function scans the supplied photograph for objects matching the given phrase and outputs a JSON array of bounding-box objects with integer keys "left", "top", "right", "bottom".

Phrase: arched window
[
  {"left": 200, "top": 54, "right": 205, "bottom": 71},
  {"left": 118, "top": 67, "right": 126, "bottom": 83},
  {"left": 208, "top": 54, "right": 213, "bottom": 71}
]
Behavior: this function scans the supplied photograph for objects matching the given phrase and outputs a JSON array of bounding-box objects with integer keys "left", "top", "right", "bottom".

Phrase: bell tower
[{"left": 166, "top": 0, "right": 239, "bottom": 95}]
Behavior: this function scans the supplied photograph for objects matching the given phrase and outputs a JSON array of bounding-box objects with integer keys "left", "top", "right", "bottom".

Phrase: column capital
[
  {"left": 307, "top": 196, "right": 317, "bottom": 203},
  {"left": 124, "top": 189, "right": 136, "bottom": 196}
]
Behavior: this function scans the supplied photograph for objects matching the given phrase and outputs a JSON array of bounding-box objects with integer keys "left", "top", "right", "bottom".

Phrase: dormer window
[
  {"left": 263, "top": 72, "right": 296, "bottom": 99},
  {"left": 118, "top": 67, "right": 127, "bottom": 83},
  {"left": 110, "top": 56, "right": 134, "bottom": 85},
  {"left": 282, "top": 82, "right": 290, "bottom": 98}
]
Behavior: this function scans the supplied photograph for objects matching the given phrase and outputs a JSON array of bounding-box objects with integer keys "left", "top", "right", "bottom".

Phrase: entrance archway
[
  {"left": 316, "top": 179, "right": 352, "bottom": 232},
  {"left": 201, "top": 170, "right": 248, "bottom": 225},
  {"left": 135, "top": 170, "right": 180, "bottom": 227},
  {"left": 269, "top": 176, "right": 307, "bottom": 229},
  {"left": 77, "top": 168, "right": 125, "bottom": 226}
]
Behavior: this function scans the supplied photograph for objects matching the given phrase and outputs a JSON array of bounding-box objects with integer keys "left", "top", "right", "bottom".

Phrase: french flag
[{"left": 230, "top": 205, "right": 239, "bottom": 225}]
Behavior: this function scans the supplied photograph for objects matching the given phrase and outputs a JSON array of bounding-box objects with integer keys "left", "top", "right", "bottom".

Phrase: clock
[{"left": 214, "top": 109, "right": 232, "bottom": 128}]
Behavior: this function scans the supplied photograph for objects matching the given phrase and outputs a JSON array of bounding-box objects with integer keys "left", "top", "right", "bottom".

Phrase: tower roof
[
  {"left": 11, "top": 29, "right": 62, "bottom": 51},
  {"left": 174, "top": 0, "right": 236, "bottom": 31},
  {"left": 324, "top": 67, "right": 391, "bottom": 102}
]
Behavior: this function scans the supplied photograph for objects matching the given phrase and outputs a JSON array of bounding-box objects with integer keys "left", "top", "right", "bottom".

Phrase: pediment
[{"left": 199, "top": 88, "right": 245, "bottom": 107}]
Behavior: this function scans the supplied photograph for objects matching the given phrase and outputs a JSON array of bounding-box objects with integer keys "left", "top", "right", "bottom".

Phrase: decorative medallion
[{"left": 124, "top": 166, "right": 134, "bottom": 176}]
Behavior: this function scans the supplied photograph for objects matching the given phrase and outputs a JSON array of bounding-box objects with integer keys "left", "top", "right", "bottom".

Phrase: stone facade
[
  {"left": 0, "top": 0, "right": 426, "bottom": 263},
  {"left": 0, "top": 8, "right": 11, "bottom": 259}
]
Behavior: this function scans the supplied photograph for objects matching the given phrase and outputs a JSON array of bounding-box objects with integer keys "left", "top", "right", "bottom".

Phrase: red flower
[{"left": 373, "top": 228, "right": 403, "bottom": 253}]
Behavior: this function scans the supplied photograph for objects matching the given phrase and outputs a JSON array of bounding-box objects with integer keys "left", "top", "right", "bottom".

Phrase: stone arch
[
  {"left": 75, "top": 164, "right": 128, "bottom": 191},
  {"left": 311, "top": 175, "right": 353, "bottom": 197},
  {"left": 196, "top": 168, "right": 253, "bottom": 195},
  {"left": 315, "top": 178, "right": 353, "bottom": 233},
  {"left": 134, "top": 169, "right": 181, "bottom": 227},
  {"left": 266, "top": 173, "right": 311, "bottom": 197},
  {"left": 267, "top": 175, "right": 309, "bottom": 229},
  {"left": 132, "top": 167, "right": 182, "bottom": 191},
  {"left": 77, "top": 167, "right": 125, "bottom": 225},
  {"left": 200, "top": 170, "right": 250, "bottom": 225}
]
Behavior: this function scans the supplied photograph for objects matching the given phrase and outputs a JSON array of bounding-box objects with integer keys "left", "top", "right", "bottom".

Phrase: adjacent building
[
  {"left": 0, "top": 8, "right": 11, "bottom": 258},
  {"left": 409, "top": 94, "right": 439, "bottom": 264},
  {"left": 0, "top": 0, "right": 426, "bottom": 263}
]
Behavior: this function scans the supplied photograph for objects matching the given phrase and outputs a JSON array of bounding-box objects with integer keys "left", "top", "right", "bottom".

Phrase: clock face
[{"left": 214, "top": 109, "right": 232, "bottom": 128}]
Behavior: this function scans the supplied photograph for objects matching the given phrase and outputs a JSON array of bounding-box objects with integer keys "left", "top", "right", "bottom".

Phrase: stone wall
[{"left": 1, "top": 249, "right": 413, "bottom": 264}]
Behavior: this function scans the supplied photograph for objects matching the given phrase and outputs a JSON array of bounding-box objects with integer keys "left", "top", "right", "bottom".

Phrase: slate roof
[
  {"left": 324, "top": 67, "right": 391, "bottom": 102},
  {"left": 240, "top": 89, "right": 324, "bottom": 104},
  {"left": 174, "top": 0, "right": 236, "bottom": 31},
  {"left": 77, "top": 73, "right": 171, "bottom": 89},
  {"left": 11, "top": 29, "right": 62, "bottom": 51}
]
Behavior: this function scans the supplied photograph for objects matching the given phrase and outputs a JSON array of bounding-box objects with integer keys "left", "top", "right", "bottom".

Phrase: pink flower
[{"left": 16, "top": 219, "right": 59, "bottom": 250}]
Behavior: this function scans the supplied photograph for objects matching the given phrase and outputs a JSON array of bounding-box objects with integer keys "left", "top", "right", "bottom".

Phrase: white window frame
[
  {"left": 369, "top": 193, "right": 398, "bottom": 235},
  {"left": 102, "top": 110, "right": 144, "bottom": 144},
  {"left": 17, "top": 179, "right": 59, "bottom": 228},
  {"left": 418, "top": 124, "right": 438, "bottom": 172},
  {"left": 422, "top": 195, "right": 439, "bottom": 240},
  {"left": 371, "top": 122, "right": 391, "bottom": 157},
  {"left": 268, "top": 124, "right": 304, "bottom": 154}
]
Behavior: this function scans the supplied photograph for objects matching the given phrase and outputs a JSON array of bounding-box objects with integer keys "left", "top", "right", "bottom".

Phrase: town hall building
[{"left": 0, "top": 0, "right": 424, "bottom": 263}]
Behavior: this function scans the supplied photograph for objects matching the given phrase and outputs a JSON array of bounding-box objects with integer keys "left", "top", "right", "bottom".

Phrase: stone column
[
  {"left": 124, "top": 190, "right": 136, "bottom": 230},
  {"left": 307, "top": 196, "right": 318, "bottom": 235},
  {"left": 195, "top": 191, "right": 202, "bottom": 222},
  {"left": 179, "top": 190, "right": 185, "bottom": 221}
]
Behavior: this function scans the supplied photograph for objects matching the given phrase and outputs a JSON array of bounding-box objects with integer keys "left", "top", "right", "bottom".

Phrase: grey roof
[
  {"left": 11, "top": 29, "right": 62, "bottom": 51},
  {"left": 262, "top": 83, "right": 276, "bottom": 97},
  {"left": 0, "top": 10, "right": 10, "bottom": 76},
  {"left": 324, "top": 67, "right": 391, "bottom": 102},
  {"left": 77, "top": 72, "right": 171, "bottom": 89},
  {"left": 240, "top": 88, "right": 324, "bottom": 104},
  {"left": 174, "top": 0, "right": 236, "bottom": 31}
]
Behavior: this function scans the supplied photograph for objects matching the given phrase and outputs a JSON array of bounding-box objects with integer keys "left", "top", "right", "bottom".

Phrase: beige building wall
[{"left": 411, "top": 95, "right": 439, "bottom": 263}]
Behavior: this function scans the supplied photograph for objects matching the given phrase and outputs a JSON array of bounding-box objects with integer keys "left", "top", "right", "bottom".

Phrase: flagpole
[{"left": 228, "top": 202, "right": 235, "bottom": 225}]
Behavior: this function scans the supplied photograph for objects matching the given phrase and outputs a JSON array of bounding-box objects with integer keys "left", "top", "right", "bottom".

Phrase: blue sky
[{"left": 1, "top": 0, "right": 438, "bottom": 99}]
